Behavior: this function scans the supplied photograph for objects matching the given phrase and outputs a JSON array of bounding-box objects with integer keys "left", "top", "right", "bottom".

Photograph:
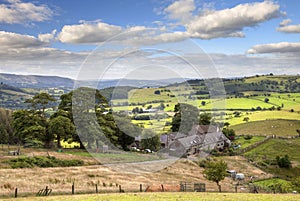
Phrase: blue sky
[{"left": 0, "top": 0, "right": 299, "bottom": 80}]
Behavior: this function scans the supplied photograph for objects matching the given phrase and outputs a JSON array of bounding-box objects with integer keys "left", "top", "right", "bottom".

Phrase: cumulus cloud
[
  {"left": 38, "top": 30, "right": 57, "bottom": 43},
  {"left": 56, "top": 1, "right": 283, "bottom": 45},
  {"left": 186, "top": 1, "right": 281, "bottom": 39},
  {"left": 247, "top": 42, "right": 300, "bottom": 54},
  {"left": 164, "top": 0, "right": 195, "bottom": 23},
  {"left": 0, "top": 31, "right": 45, "bottom": 48},
  {"left": 0, "top": 0, "right": 53, "bottom": 24},
  {"left": 57, "top": 21, "right": 188, "bottom": 46},
  {"left": 279, "top": 19, "right": 291, "bottom": 27},
  {"left": 277, "top": 19, "right": 300, "bottom": 33},
  {"left": 57, "top": 21, "right": 122, "bottom": 43}
]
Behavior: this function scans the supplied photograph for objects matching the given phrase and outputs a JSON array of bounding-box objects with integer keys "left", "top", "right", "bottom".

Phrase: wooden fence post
[
  {"left": 15, "top": 188, "right": 18, "bottom": 198},
  {"left": 119, "top": 185, "right": 122, "bottom": 193},
  {"left": 140, "top": 184, "right": 142, "bottom": 192},
  {"left": 72, "top": 182, "right": 75, "bottom": 194},
  {"left": 96, "top": 184, "right": 98, "bottom": 194}
]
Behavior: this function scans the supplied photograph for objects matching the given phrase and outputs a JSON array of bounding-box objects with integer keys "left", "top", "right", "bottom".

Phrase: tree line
[{"left": 0, "top": 87, "right": 150, "bottom": 151}]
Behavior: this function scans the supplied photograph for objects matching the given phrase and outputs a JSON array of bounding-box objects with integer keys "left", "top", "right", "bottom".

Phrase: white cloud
[
  {"left": 164, "top": 0, "right": 195, "bottom": 23},
  {"left": 38, "top": 30, "right": 57, "bottom": 43},
  {"left": 277, "top": 19, "right": 300, "bottom": 33},
  {"left": 57, "top": 21, "right": 188, "bottom": 46},
  {"left": 57, "top": 21, "right": 122, "bottom": 44},
  {"left": 247, "top": 42, "right": 300, "bottom": 54},
  {"left": 0, "top": 0, "right": 53, "bottom": 24},
  {"left": 0, "top": 31, "right": 45, "bottom": 48},
  {"left": 186, "top": 1, "right": 281, "bottom": 39},
  {"left": 279, "top": 19, "right": 291, "bottom": 27}
]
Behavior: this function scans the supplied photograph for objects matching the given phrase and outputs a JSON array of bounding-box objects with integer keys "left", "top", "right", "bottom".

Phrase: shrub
[
  {"left": 243, "top": 135, "right": 253, "bottom": 140},
  {"left": 7, "top": 156, "right": 84, "bottom": 168},
  {"left": 276, "top": 155, "right": 292, "bottom": 168}
]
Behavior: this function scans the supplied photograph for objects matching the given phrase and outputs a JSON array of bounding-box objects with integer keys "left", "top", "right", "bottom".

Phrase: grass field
[
  {"left": 244, "top": 138, "right": 300, "bottom": 163},
  {"left": 230, "top": 119, "right": 300, "bottom": 136},
  {"left": 243, "top": 138, "right": 300, "bottom": 179},
  {"left": 9, "top": 192, "right": 300, "bottom": 201},
  {"left": 226, "top": 110, "right": 300, "bottom": 126},
  {"left": 233, "top": 136, "right": 266, "bottom": 149}
]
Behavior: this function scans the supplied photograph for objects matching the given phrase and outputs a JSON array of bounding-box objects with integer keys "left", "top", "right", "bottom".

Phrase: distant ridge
[
  {"left": 0, "top": 73, "right": 187, "bottom": 89},
  {"left": 0, "top": 73, "right": 74, "bottom": 88}
]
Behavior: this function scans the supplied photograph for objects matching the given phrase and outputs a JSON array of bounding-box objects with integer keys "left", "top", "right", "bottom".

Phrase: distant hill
[
  {"left": 0, "top": 83, "right": 26, "bottom": 93},
  {"left": 0, "top": 83, "right": 32, "bottom": 109},
  {"left": 0, "top": 73, "right": 186, "bottom": 89},
  {"left": 0, "top": 73, "right": 75, "bottom": 88},
  {"left": 185, "top": 74, "right": 300, "bottom": 95}
]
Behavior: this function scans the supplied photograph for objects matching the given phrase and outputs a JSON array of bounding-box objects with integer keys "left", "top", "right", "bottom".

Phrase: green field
[
  {"left": 230, "top": 120, "right": 300, "bottom": 136},
  {"left": 226, "top": 110, "right": 300, "bottom": 126},
  {"left": 64, "top": 150, "right": 164, "bottom": 164},
  {"left": 254, "top": 178, "right": 292, "bottom": 193},
  {"left": 233, "top": 136, "right": 266, "bottom": 149},
  {"left": 244, "top": 138, "right": 300, "bottom": 162},
  {"left": 244, "top": 138, "right": 300, "bottom": 179},
  {"left": 9, "top": 192, "right": 300, "bottom": 201}
]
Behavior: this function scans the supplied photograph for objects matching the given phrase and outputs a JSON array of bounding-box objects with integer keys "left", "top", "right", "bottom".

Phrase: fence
[
  {"left": 180, "top": 182, "right": 206, "bottom": 192},
  {"left": 1, "top": 182, "right": 207, "bottom": 198}
]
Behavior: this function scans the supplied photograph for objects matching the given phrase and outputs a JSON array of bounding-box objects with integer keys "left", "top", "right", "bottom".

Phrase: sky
[{"left": 0, "top": 0, "right": 300, "bottom": 80}]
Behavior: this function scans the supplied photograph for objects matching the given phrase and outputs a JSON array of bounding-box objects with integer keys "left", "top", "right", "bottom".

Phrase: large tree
[
  {"left": 203, "top": 160, "right": 228, "bottom": 192},
  {"left": 171, "top": 103, "right": 199, "bottom": 133},
  {"left": 59, "top": 87, "right": 138, "bottom": 151},
  {"left": 25, "top": 92, "right": 56, "bottom": 118},
  {"left": 12, "top": 110, "right": 45, "bottom": 145},
  {"left": 49, "top": 115, "right": 75, "bottom": 148},
  {"left": 0, "top": 108, "right": 13, "bottom": 144}
]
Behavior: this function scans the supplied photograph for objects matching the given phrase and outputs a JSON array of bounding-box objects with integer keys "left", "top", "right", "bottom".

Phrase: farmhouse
[{"left": 162, "top": 125, "right": 231, "bottom": 157}]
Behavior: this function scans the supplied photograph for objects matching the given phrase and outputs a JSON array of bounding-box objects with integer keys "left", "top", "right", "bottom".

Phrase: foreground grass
[{"left": 9, "top": 192, "right": 300, "bottom": 201}]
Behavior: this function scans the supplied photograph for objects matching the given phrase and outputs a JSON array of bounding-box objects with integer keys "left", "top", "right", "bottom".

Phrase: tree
[
  {"left": 243, "top": 117, "right": 250, "bottom": 123},
  {"left": 0, "top": 108, "right": 14, "bottom": 144},
  {"left": 140, "top": 129, "right": 160, "bottom": 151},
  {"left": 201, "top": 101, "right": 206, "bottom": 106},
  {"left": 276, "top": 155, "right": 292, "bottom": 168},
  {"left": 297, "top": 129, "right": 300, "bottom": 137},
  {"left": 171, "top": 103, "right": 199, "bottom": 133},
  {"left": 199, "top": 113, "right": 212, "bottom": 125},
  {"left": 49, "top": 116, "right": 75, "bottom": 148},
  {"left": 25, "top": 92, "right": 56, "bottom": 118},
  {"left": 12, "top": 110, "right": 45, "bottom": 145},
  {"left": 203, "top": 160, "right": 227, "bottom": 192},
  {"left": 264, "top": 98, "right": 269, "bottom": 103},
  {"left": 222, "top": 128, "right": 236, "bottom": 141},
  {"left": 223, "top": 122, "right": 230, "bottom": 128}
]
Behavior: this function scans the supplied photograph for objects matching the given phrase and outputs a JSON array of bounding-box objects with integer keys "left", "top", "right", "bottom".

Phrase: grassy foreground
[{"left": 9, "top": 192, "right": 300, "bottom": 201}]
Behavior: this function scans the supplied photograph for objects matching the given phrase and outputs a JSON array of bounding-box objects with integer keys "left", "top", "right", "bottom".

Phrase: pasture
[{"left": 230, "top": 119, "right": 300, "bottom": 136}]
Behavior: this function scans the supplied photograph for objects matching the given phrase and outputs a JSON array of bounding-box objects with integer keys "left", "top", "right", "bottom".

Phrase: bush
[
  {"left": 276, "top": 155, "right": 292, "bottom": 168},
  {"left": 243, "top": 135, "right": 253, "bottom": 140},
  {"left": 7, "top": 156, "right": 84, "bottom": 168}
]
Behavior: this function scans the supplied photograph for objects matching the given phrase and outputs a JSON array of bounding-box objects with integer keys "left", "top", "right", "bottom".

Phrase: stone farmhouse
[{"left": 161, "top": 125, "right": 231, "bottom": 158}]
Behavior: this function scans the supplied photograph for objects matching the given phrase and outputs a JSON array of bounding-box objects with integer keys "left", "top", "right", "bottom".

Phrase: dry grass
[{"left": 0, "top": 156, "right": 272, "bottom": 198}]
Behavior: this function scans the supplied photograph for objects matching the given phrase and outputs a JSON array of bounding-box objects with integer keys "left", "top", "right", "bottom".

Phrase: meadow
[
  {"left": 230, "top": 119, "right": 300, "bottom": 136},
  {"left": 243, "top": 138, "right": 300, "bottom": 179}
]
